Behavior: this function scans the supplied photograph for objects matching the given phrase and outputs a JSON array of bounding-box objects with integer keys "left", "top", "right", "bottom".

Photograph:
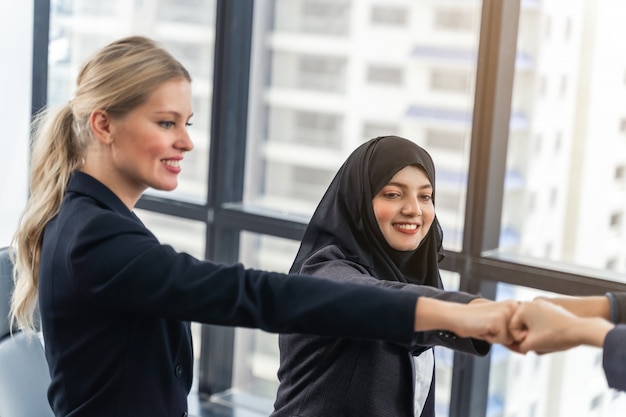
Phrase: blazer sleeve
[
  {"left": 603, "top": 324, "right": 626, "bottom": 392},
  {"left": 65, "top": 211, "right": 419, "bottom": 345},
  {"left": 299, "top": 246, "right": 490, "bottom": 356}
]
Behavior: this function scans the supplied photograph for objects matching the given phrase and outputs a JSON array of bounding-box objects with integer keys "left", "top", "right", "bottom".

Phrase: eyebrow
[
  {"left": 154, "top": 110, "right": 194, "bottom": 119},
  {"left": 385, "top": 181, "right": 432, "bottom": 190}
]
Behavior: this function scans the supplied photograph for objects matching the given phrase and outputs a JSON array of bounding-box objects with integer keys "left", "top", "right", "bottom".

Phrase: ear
[{"left": 89, "top": 109, "right": 114, "bottom": 145}]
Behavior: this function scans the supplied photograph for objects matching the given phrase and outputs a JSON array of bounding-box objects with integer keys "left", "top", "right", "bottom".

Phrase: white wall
[{"left": 0, "top": 0, "right": 33, "bottom": 247}]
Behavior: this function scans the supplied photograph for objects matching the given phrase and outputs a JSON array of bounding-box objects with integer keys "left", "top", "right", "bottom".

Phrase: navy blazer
[
  {"left": 39, "top": 172, "right": 421, "bottom": 417},
  {"left": 272, "top": 245, "right": 489, "bottom": 417}
]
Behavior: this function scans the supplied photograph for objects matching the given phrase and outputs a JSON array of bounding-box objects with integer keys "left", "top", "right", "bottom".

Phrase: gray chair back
[{"left": 0, "top": 246, "right": 54, "bottom": 417}]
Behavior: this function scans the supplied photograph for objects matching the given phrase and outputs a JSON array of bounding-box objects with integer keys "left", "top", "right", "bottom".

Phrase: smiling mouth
[
  {"left": 394, "top": 223, "right": 418, "bottom": 230},
  {"left": 162, "top": 159, "right": 180, "bottom": 168}
]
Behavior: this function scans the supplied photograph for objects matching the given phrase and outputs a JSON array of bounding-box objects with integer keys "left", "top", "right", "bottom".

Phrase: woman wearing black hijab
[{"left": 271, "top": 136, "right": 501, "bottom": 417}]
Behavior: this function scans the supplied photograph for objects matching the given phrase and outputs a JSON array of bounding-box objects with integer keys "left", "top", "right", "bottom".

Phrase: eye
[
  {"left": 185, "top": 122, "right": 193, "bottom": 127},
  {"left": 419, "top": 194, "right": 433, "bottom": 202},
  {"left": 159, "top": 121, "right": 175, "bottom": 129},
  {"left": 383, "top": 192, "right": 401, "bottom": 199}
]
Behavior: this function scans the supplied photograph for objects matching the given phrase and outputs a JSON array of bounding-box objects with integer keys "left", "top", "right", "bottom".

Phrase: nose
[
  {"left": 401, "top": 197, "right": 422, "bottom": 216},
  {"left": 176, "top": 128, "right": 194, "bottom": 152}
]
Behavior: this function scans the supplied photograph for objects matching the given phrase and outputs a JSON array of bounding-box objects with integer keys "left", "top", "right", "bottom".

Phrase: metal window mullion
[
  {"left": 31, "top": 0, "right": 50, "bottom": 121},
  {"left": 449, "top": 1, "right": 521, "bottom": 417},
  {"left": 198, "top": 0, "right": 255, "bottom": 396}
]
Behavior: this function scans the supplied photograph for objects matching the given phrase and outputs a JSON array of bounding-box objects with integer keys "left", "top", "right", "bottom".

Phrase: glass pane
[
  {"left": 48, "top": 0, "right": 216, "bottom": 203},
  {"left": 502, "top": 1, "right": 626, "bottom": 276},
  {"left": 244, "top": 0, "right": 482, "bottom": 251},
  {"left": 490, "top": 283, "right": 626, "bottom": 417},
  {"left": 0, "top": 3, "right": 31, "bottom": 247}
]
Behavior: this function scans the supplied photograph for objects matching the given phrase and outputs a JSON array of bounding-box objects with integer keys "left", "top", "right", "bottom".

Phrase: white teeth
[
  {"left": 395, "top": 224, "right": 417, "bottom": 230},
  {"left": 162, "top": 160, "right": 180, "bottom": 167}
]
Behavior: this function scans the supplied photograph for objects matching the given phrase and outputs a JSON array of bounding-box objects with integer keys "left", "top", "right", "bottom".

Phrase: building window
[
  {"left": 615, "top": 165, "right": 626, "bottom": 188},
  {"left": 559, "top": 74, "right": 568, "bottom": 97},
  {"left": 295, "top": 110, "right": 343, "bottom": 147},
  {"left": 300, "top": 0, "right": 351, "bottom": 35},
  {"left": 544, "top": 16, "right": 552, "bottom": 38},
  {"left": 430, "top": 68, "right": 470, "bottom": 94},
  {"left": 362, "top": 122, "right": 397, "bottom": 140},
  {"left": 606, "top": 258, "right": 618, "bottom": 271},
  {"left": 367, "top": 65, "right": 404, "bottom": 86},
  {"left": 425, "top": 129, "right": 466, "bottom": 152},
  {"left": 590, "top": 394, "right": 602, "bottom": 411},
  {"left": 549, "top": 187, "right": 558, "bottom": 207},
  {"left": 371, "top": 5, "right": 408, "bottom": 26},
  {"left": 434, "top": 8, "right": 475, "bottom": 32},
  {"left": 298, "top": 54, "right": 346, "bottom": 92},
  {"left": 564, "top": 16, "right": 572, "bottom": 40},
  {"left": 554, "top": 131, "right": 562, "bottom": 153},
  {"left": 609, "top": 212, "right": 622, "bottom": 233}
]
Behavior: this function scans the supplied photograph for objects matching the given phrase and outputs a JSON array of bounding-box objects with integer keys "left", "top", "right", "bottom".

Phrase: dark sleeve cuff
[
  {"left": 607, "top": 292, "right": 626, "bottom": 324},
  {"left": 606, "top": 292, "right": 620, "bottom": 324},
  {"left": 603, "top": 324, "right": 626, "bottom": 392}
]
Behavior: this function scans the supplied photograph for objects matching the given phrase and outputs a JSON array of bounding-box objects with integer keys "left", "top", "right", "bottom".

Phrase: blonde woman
[{"left": 10, "top": 36, "right": 517, "bottom": 416}]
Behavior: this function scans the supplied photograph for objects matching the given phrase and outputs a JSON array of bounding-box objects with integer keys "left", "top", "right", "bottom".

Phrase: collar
[{"left": 67, "top": 171, "right": 134, "bottom": 216}]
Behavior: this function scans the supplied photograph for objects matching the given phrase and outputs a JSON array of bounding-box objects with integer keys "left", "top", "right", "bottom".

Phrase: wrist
[{"left": 573, "top": 317, "right": 614, "bottom": 347}]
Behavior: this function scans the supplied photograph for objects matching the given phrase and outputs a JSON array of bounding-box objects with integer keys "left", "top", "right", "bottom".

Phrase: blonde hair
[{"left": 10, "top": 36, "right": 191, "bottom": 332}]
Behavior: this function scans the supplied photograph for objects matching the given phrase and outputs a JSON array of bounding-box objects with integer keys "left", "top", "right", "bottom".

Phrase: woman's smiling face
[
  {"left": 372, "top": 165, "right": 435, "bottom": 251},
  {"left": 94, "top": 78, "right": 194, "bottom": 206}
]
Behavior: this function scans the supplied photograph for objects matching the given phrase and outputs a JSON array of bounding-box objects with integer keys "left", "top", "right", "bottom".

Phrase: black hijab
[{"left": 290, "top": 136, "right": 444, "bottom": 289}]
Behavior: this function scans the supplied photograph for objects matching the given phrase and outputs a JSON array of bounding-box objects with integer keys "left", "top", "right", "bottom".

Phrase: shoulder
[{"left": 299, "top": 245, "right": 371, "bottom": 281}]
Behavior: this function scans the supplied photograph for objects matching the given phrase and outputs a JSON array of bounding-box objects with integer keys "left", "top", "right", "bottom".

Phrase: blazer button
[{"left": 175, "top": 364, "right": 183, "bottom": 377}]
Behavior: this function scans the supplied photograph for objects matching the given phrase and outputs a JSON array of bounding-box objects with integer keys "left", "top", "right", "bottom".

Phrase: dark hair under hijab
[{"left": 290, "top": 135, "right": 444, "bottom": 288}]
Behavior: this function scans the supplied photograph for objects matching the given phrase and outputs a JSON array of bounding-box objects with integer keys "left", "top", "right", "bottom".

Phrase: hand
[
  {"left": 452, "top": 299, "right": 519, "bottom": 345},
  {"left": 508, "top": 299, "right": 613, "bottom": 354},
  {"left": 414, "top": 297, "right": 517, "bottom": 345}
]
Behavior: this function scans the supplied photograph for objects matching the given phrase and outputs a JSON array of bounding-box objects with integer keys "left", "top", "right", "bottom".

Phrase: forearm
[
  {"left": 570, "top": 317, "right": 614, "bottom": 348},
  {"left": 543, "top": 296, "right": 611, "bottom": 320}
]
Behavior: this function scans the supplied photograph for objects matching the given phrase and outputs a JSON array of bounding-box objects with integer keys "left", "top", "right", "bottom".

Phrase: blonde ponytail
[{"left": 10, "top": 103, "right": 82, "bottom": 332}]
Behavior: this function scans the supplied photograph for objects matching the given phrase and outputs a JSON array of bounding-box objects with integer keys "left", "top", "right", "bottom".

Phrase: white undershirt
[{"left": 413, "top": 348, "right": 434, "bottom": 417}]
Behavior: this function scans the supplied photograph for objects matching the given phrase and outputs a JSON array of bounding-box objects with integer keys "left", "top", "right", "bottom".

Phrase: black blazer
[
  {"left": 272, "top": 245, "right": 489, "bottom": 417},
  {"left": 38, "top": 172, "right": 421, "bottom": 417}
]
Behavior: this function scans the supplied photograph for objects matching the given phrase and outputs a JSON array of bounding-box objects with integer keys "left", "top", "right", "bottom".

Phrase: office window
[{"left": 504, "top": 1, "right": 626, "bottom": 275}]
